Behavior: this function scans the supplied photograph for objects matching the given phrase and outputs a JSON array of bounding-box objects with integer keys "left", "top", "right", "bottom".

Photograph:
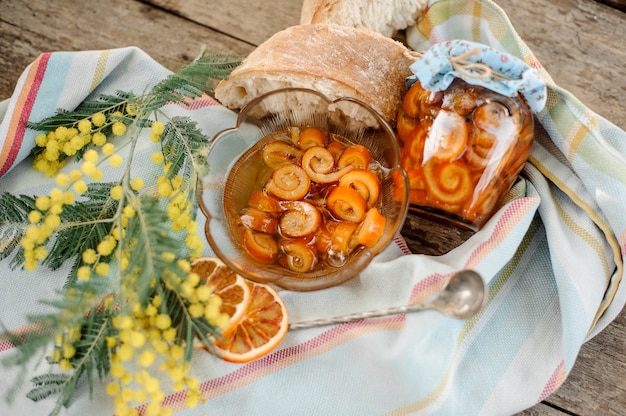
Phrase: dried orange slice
[
  {"left": 212, "top": 281, "right": 289, "bottom": 363},
  {"left": 191, "top": 257, "right": 252, "bottom": 336}
]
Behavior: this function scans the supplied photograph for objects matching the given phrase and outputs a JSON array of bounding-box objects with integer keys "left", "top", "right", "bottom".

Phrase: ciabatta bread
[
  {"left": 213, "top": 24, "right": 413, "bottom": 127},
  {"left": 300, "top": 0, "right": 428, "bottom": 38}
]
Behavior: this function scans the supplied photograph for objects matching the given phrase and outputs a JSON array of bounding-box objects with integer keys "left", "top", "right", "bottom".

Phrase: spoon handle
[{"left": 288, "top": 303, "right": 429, "bottom": 331}]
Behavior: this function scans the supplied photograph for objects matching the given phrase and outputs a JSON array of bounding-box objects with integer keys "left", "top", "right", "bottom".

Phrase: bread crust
[
  {"left": 300, "top": 0, "right": 428, "bottom": 37},
  {"left": 214, "top": 24, "right": 413, "bottom": 125}
]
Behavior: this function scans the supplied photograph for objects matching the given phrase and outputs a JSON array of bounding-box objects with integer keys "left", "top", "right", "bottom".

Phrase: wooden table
[{"left": 1, "top": 0, "right": 625, "bottom": 414}]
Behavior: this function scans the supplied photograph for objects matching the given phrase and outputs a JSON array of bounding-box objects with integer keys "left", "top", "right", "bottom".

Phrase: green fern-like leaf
[
  {"left": 26, "top": 92, "right": 137, "bottom": 159},
  {"left": 146, "top": 54, "right": 243, "bottom": 111},
  {"left": 26, "top": 373, "right": 70, "bottom": 401},
  {"left": 26, "top": 92, "right": 132, "bottom": 133},
  {"left": 120, "top": 193, "right": 190, "bottom": 303},
  {"left": 159, "top": 282, "right": 220, "bottom": 361},
  {"left": 160, "top": 117, "right": 211, "bottom": 181},
  {"left": 43, "top": 182, "right": 119, "bottom": 273},
  {"left": 30, "top": 373, "right": 72, "bottom": 386},
  {"left": 0, "top": 193, "right": 36, "bottom": 265},
  {"left": 21, "top": 307, "right": 115, "bottom": 414},
  {"left": 69, "top": 309, "right": 115, "bottom": 397}
]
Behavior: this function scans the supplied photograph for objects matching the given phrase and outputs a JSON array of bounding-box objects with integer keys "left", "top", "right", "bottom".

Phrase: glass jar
[{"left": 396, "top": 78, "right": 534, "bottom": 231}]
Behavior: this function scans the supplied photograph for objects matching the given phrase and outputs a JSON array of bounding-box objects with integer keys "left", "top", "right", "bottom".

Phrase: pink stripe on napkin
[
  {"left": 147, "top": 317, "right": 405, "bottom": 411},
  {"left": 538, "top": 360, "right": 567, "bottom": 401},
  {"left": 0, "top": 53, "right": 51, "bottom": 177},
  {"left": 465, "top": 196, "right": 539, "bottom": 269}
]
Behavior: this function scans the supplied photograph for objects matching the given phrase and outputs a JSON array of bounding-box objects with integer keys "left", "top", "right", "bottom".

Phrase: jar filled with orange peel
[{"left": 398, "top": 40, "right": 547, "bottom": 231}]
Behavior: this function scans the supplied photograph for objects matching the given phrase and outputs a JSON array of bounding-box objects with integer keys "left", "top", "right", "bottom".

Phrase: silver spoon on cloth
[{"left": 288, "top": 270, "right": 486, "bottom": 331}]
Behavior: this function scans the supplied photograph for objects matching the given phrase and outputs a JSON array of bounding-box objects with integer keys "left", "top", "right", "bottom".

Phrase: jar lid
[{"left": 408, "top": 40, "right": 547, "bottom": 113}]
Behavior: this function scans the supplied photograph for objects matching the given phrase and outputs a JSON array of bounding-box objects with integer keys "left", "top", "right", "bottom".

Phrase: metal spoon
[{"left": 288, "top": 270, "right": 486, "bottom": 331}]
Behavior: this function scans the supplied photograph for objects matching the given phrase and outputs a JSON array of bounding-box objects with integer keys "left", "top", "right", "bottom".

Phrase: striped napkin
[{"left": 1, "top": 0, "right": 625, "bottom": 415}]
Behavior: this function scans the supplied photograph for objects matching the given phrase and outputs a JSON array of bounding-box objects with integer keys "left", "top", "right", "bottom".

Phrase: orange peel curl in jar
[
  {"left": 422, "top": 110, "right": 468, "bottom": 163},
  {"left": 423, "top": 160, "right": 473, "bottom": 208}
]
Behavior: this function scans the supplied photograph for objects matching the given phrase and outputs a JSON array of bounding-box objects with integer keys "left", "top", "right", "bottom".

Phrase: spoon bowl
[
  {"left": 426, "top": 269, "right": 486, "bottom": 319},
  {"left": 289, "top": 270, "right": 486, "bottom": 330}
]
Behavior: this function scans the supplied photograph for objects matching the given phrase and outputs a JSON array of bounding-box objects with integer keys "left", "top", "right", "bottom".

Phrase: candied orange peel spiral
[
  {"left": 265, "top": 164, "right": 311, "bottom": 200},
  {"left": 339, "top": 169, "right": 381, "bottom": 208},
  {"left": 326, "top": 185, "right": 368, "bottom": 223},
  {"left": 242, "top": 228, "right": 279, "bottom": 264},
  {"left": 337, "top": 144, "right": 372, "bottom": 169},
  {"left": 278, "top": 200, "right": 322, "bottom": 238},
  {"left": 279, "top": 240, "right": 318, "bottom": 273},
  {"left": 423, "top": 161, "right": 473, "bottom": 207},
  {"left": 302, "top": 146, "right": 354, "bottom": 183},
  {"left": 261, "top": 140, "right": 302, "bottom": 169}
]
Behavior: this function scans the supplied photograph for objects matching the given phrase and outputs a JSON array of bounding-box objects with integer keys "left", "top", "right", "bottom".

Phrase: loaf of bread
[
  {"left": 214, "top": 24, "right": 413, "bottom": 127},
  {"left": 300, "top": 0, "right": 428, "bottom": 37}
]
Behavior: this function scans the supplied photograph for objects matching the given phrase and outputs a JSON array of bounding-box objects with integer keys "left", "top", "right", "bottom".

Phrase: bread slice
[
  {"left": 214, "top": 24, "right": 413, "bottom": 127},
  {"left": 300, "top": 0, "right": 428, "bottom": 37}
]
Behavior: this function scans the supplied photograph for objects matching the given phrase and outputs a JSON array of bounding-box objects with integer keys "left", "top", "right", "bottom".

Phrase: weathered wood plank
[
  {"left": 596, "top": 0, "right": 626, "bottom": 12},
  {"left": 496, "top": 0, "right": 626, "bottom": 131},
  {"left": 516, "top": 403, "right": 571, "bottom": 415},
  {"left": 146, "top": 0, "right": 303, "bottom": 46},
  {"left": 0, "top": 0, "right": 255, "bottom": 100}
]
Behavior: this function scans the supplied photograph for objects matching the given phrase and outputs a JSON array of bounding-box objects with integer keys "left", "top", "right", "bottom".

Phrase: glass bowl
[{"left": 199, "top": 88, "right": 409, "bottom": 291}]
